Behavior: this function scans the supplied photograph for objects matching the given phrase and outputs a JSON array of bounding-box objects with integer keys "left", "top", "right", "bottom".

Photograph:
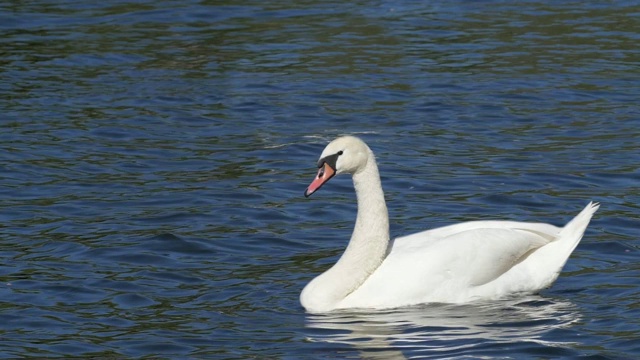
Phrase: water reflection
[{"left": 305, "top": 296, "right": 581, "bottom": 359}]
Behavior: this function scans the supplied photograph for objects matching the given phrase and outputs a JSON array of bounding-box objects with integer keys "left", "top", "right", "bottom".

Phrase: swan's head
[{"left": 304, "top": 136, "right": 370, "bottom": 197}]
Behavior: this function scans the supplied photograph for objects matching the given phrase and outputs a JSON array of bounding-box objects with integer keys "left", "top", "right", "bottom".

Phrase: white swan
[{"left": 301, "top": 136, "right": 599, "bottom": 313}]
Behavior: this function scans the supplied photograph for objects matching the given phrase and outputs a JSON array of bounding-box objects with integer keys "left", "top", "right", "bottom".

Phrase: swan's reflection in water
[{"left": 305, "top": 296, "right": 581, "bottom": 359}]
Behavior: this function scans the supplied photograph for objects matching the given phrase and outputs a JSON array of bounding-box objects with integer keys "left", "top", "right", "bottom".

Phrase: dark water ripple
[{"left": 1, "top": 0, "right": 639, "bottom": 358}]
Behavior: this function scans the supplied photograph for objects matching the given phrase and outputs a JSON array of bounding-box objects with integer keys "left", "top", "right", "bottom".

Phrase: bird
[{"left": 300, "top": 135, "right": 598, "bottom": 313}]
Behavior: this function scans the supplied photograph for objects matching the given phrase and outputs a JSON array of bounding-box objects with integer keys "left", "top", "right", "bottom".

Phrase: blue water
[{"left": 1, "top": 0, "right": 639, "bottom": 358}]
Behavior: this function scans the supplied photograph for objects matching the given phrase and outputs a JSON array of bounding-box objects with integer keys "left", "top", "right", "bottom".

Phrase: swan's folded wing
[
  {"left": 342, "top": 227, "right": 557, "bottom": 308},
  {"left": 450, "top": 228, "right": 554, "bottom": 286},
  {"left": 388, "top": 227, "right": 555, "bottom": 287}
]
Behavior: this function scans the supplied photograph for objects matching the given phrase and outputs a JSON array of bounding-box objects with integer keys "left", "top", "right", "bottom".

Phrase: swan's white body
[{"left": 301, "top": 136, "right": 598, "bottom": 313}]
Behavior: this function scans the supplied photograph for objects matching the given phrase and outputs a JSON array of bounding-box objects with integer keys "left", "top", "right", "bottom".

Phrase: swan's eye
[{"left": 338, "top": 151, "right": 343, "bottom": 155}]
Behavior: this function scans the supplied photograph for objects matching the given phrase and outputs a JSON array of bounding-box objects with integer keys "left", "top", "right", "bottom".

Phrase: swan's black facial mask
[
  {"left": 316, "top": 153, "right": 340, "bottom": 170},
  {"left": 304, "top": 152, "right": 341, "bottom": 197}
]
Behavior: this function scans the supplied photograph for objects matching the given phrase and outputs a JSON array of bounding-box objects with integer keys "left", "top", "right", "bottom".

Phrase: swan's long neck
[
  {"left": 301, "top": 149, "right": 390, "bottom": 312},
  {"left": 345, "top": 150, "right": 390, "bottom": 273}
]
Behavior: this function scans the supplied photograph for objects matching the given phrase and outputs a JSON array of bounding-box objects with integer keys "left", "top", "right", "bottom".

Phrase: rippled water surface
[{"left": 2, "top": 0, "right": 639, "bottom": 358}]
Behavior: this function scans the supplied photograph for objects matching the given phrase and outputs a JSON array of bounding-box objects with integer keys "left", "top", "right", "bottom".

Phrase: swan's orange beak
[{"left": 305, "top": 162, "right": 336, "bottom": 197}]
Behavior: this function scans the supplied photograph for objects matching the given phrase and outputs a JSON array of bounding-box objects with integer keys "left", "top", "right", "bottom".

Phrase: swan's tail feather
[
  {"left": 557, "top": 201, "right": 599, "bottom": 255},
  {"left": 520, "top": 202, "right": 599, "bottom": 290}
]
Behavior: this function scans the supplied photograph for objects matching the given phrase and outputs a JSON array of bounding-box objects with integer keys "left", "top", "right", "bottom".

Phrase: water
[{"left": 1, "top": 0, "right": 639, "bottom": 358}]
